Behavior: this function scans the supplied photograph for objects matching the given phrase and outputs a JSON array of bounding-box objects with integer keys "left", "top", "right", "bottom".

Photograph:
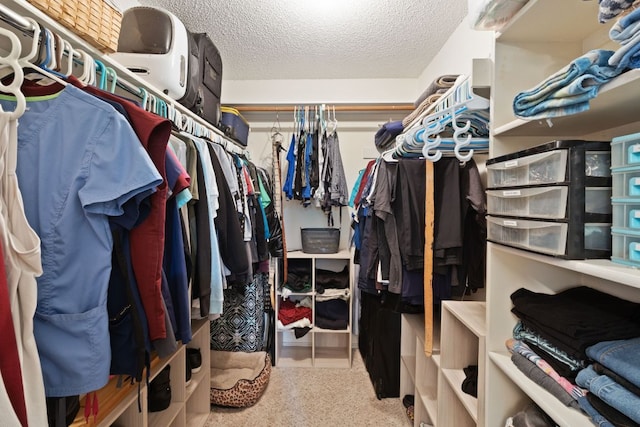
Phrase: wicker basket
[{"left": 27, "top": 0, "right": 122, "bottom": 53}]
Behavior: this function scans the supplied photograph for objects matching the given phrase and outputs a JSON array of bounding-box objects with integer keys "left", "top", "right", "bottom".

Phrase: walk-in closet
[{"left": 2, "top": 0, "right": 640, "bottom": 426}]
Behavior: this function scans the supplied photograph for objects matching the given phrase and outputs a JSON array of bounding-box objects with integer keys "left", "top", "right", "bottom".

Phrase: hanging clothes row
[
  {"left": 0, "top": 8, "right": 284, "bottom": 425},
  {"left": 282, "top": 105, "right": 349, "bottom": 224}
]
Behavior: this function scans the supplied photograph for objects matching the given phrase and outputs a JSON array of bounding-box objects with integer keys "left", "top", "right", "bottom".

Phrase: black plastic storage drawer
[{"left": 486, "top": 140, "right": 612, "bottom": 259}]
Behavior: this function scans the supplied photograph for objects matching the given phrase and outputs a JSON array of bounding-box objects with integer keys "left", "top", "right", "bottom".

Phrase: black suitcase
[
  {"left": 184, "top": 32, "right": 222, "bottom": 127},
  {"left": 177, "top": 30, "right": 201, "bottom": 112}
]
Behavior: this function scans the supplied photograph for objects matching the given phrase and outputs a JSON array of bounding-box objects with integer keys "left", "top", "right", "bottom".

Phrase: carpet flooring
[{"left": 205, "top": 350, "right": 411, "bottom": 426}]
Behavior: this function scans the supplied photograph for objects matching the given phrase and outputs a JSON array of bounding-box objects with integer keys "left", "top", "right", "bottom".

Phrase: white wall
[
  {"left": 222, "top": 78, "right": 417, "bottom": 105},
  {"left": 414, "top": 15, "right": 494, "bottom": 101},
  {"left": 245, "top": 121, "right": 377, "bottom": 252},
  {"left": 110, "top": 0, "right": 139, "bottom": 11}
]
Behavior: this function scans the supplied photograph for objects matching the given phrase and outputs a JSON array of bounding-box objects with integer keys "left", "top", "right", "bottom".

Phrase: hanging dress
[{"left": 0, "top": 108, "right": 48, "bottom": 426}]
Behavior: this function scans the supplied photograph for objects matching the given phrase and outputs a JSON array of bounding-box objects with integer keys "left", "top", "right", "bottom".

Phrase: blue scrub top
[{"left": 0, "top": 85, "right": 162, "bottom": 396}]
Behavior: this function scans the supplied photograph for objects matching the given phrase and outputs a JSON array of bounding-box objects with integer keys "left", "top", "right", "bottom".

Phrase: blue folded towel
[
  {"left": 599, "top": 0, "right": 636, "bottom": 23},
  {"left": 609, "top": 8, "right": 640, "bottom": 69},
  {"left": 513, "top": 49, "right": 623, "bottom": 120}
]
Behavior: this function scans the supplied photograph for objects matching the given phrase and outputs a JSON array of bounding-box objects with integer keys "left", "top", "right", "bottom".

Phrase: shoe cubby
[{"left": 70, "top": 319, "right": 211, "bottom": 427}]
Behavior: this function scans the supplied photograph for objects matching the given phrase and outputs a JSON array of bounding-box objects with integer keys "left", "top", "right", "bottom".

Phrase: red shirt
[
  {"left": 0, "top": 242, "right": 28, "bottom": 426},
  {"left": 68, "top": 76, "right": 171, "bottom": 340}
]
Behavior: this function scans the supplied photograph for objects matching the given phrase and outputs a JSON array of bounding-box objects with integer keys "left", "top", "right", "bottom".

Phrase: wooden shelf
[
  {"left": 314, "top": 346, "right": 352, "bottom": 368},
  {"left": 276, "top": 346, "right": 313, "bottom": 368},
  {"left": 70, "top": 376, "right": 140, "bottom": 427},
  {"left": 442, "top": 301, "right": 486, "bottom": 338},
  {"left": 497, "top": 0, "right": 602, "bottom": 43},
  {"left": 491, "top": 243, "right": 640, "bottom": 289},
  {"left": 286, "top": 249, "right": 351, "bottom": 259},
  {"left": 416, "top": 381, "right": 438, "bottom": 426},
  {"left": 186, "top": 412, "right": 210, "bottom": 426},
  {"left": 489, "top": 352, "right": 590, "bottom": 426},
  {"left": 313, "top": 326, "right": 350, "bottom": 333},
  {"left": 148, "top": 402, "right": 183, "bottom": 427},
  {"left": 185, "top": 369, "right": 207, "bottom": 400},
  {"left": 442, "top": 368, "right": 478, "bottom": 423},
  {"left": 493, "top": 69, "right": 640, "bottom": 139},
  {"left": 402, "top": 355, "right": 417, "bottom": 382}
]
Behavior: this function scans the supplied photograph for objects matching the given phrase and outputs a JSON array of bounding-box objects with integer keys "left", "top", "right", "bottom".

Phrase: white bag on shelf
[{"left": 468, "top": 0, "right": 529, "bottom": 31}]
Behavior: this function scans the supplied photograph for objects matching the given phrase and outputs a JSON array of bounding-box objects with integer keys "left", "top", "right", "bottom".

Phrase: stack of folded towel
[
  {"left": 599, "top": 0, "right": 637, "bottom": 23},
  {"left": 609, "top": 8, "right": 640, "bottom": 70},
  {"left": 402, "top": 75, "right": 459, "bottom": 127},
  {"left": 513, "top": 49, "right": 624, "bottom": 120}
]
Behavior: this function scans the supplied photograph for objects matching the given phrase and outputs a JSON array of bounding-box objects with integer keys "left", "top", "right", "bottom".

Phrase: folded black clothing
[
  {"left": 587, "top": 392, "right": 639, "bottom": 427},
  {"left": 315, "top": 298, "right": 348, "bottom": 322},
  {"left": 524, "top": 341, "right": 581, "bottom": 381},
  {"left": 315, "top": 266, "right": 349, "bottom": 291},
  {"left": 294, "top": 327, "right": 312, "bottom": 339},
  {"left": 315, "top": 316, "right": 348, "bottom": 330},
  {"left": 511, "top": 286, "right": 640, "bottom": 359},
  {"left": 461, "top": 365, "right": 478, "bottom": 398}
]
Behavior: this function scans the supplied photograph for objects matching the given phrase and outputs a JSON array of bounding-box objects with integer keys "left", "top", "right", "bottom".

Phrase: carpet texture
[{"left": 206, "top": 350, "right": 410, "bottom": 426}]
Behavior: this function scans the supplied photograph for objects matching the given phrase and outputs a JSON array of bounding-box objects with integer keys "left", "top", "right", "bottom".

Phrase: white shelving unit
[
  {"left": 275, "top": 250, "right": 353, "bottom": 368},
  {"left": 70, "top": 319, "right": 211, "bottom": 427},
  {"left": 400, "top": 302, "right": 485, "bottom": 427},
  {"left": 400, "top": 313, "right": 440, "bottom": 427},
  {"left": 438, "top": 301, "right": 486, "bottom": 427},
  {"left": 486, "top": 1, "right": 640, "bottom": 425}
]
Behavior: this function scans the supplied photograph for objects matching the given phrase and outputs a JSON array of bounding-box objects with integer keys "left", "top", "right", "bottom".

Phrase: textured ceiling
[{"left": 137, "top": 0, "right": 468, "bottom": 80}]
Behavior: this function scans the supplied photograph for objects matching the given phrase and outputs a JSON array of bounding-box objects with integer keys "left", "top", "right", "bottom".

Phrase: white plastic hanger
[
  {"left": 0, "top": 27, "right": 26, "bottom": 120},
  {"left": 19, "top": 18, "right": 67, "bottom": 87}
]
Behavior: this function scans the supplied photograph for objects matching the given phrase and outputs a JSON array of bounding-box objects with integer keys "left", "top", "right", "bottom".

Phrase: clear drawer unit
[
  {"left": 486, "top": 140, "right": 612, "bottom": 259},
  {"left": 487, "top": 186, "right": 611, "bottom": 220},
  {"left": 486, "top": 140, "right": 611, "bottom": 189},
  {"left": 487, "top": 217, "right": 611, "bottom": 258}
]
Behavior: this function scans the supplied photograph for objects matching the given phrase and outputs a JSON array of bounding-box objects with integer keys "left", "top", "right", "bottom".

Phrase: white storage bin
[
  {"left": 612, "top": 166, "right": 640, "bottom": 198},
  {"left": 487, "top": 150, "right": 568, "bottom": 188},
  {"left": 487, "top": 187, "right": 568, "bottom": 218},
  {"left": 487, "top": 216, "right": 568, "bottom": 256},
  {"left": 611, "top": 132, "right": 640, "bottom": 169},
  {"left": 611, "top": 230, "right": 640, "bottom": 267},
  {"left": 613, "top": 200, "right": 640, "bottom": 230}
]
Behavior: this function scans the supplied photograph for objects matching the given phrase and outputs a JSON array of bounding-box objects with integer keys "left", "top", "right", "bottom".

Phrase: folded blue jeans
[
  {"left": 587, "top": 338, "right": 640, "bottom": 389},
  {"left": 577, "top": 395, "right": 615, "bottom": 427},
  {"left": 576, "top": 365, "right": 640, "bottom": 423}
]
